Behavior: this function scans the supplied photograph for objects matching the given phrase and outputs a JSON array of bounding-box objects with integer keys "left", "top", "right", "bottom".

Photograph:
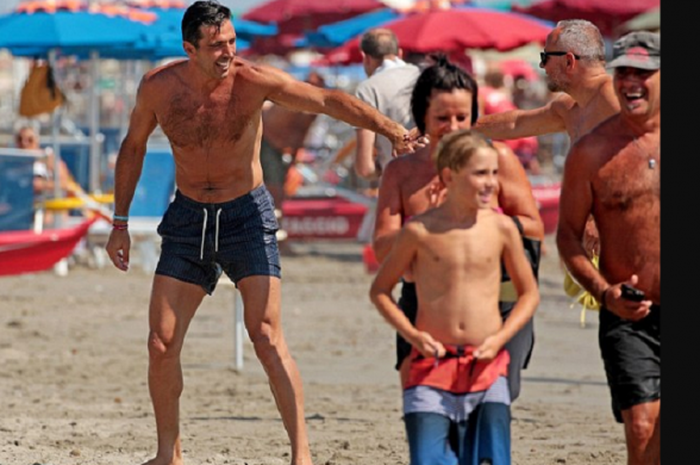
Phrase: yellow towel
[{"left": 563, "top": 254, "right": 601, "bottom": 328}]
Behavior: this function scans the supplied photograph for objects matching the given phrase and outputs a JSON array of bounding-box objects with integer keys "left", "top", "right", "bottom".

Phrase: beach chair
[
  {"left": 85, "top": 145, "right": 175, "bottom": 272},
  {"left": 0, "top": 149, "right": 37, "bottom": 233},
  {"left": 0, "top": 148, "right": 101, "bottom": 277},
  {"left": 128, "top": 146, "right": 176, "bottom": 272}
]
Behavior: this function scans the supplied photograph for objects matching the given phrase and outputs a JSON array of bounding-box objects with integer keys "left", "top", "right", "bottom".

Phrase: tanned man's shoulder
[
  {"left": 141, "top": 60, "right": 187, "bottom": 94},
  {"left": 236, "top": 57, "right": 284, "bottom": 84},
  {"left": 577, "top": 115, "right": 622, "bottom": 150},
  {"left": 568, "top": 115, "right": 624, "bottom": 172},
  {"left": 548, "top": 92, "right": 577, "bottom": 115},
  {"left": 142, "top": 59, "right": 186, "bottom": 82}
]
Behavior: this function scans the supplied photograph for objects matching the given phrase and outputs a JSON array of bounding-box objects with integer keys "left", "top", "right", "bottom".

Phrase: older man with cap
[{"left": 556, "top": 31, "right": 660, "bottom": 465}]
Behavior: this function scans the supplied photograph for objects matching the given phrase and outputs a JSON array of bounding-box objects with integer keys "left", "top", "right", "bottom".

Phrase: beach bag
[{"left": 19, "top": 62, "right": 65, "bottom": 117}]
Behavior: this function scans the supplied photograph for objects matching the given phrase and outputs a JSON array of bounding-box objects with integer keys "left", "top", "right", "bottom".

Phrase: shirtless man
[
  {"left": 474, "top": 19, "right": 618, "bottom": 252},
  {"left": 260, "top": 71, "right": 325, "bottom": 209},
  {"left": 475, "top": 19, "right": 616, "bottom": 148},
  {"left": 556, "top": 31, "right": 660, "bottom": 465},
  {"left": 370, "top": 129, "right": 539, "bottom": 464},
  {"left": 373, "top": 56, "right": 543, "bottom": 402},
  {"left": 104, "top": 2, "right": 420, "bottom": 464}
]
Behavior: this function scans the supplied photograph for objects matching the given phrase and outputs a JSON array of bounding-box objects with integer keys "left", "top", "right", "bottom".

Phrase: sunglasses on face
[{"left": 540, "top": 51, "right": 581, "bottom": 66}]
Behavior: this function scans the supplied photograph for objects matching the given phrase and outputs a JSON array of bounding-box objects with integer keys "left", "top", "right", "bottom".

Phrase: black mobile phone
[{"left": 620, "top": 284, "right": 646, "bottom": 302}]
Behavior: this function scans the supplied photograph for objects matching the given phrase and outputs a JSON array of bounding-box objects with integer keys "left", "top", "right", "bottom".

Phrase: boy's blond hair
[{"left": 435, "top": 129, "right": 495, "bottom": 180}]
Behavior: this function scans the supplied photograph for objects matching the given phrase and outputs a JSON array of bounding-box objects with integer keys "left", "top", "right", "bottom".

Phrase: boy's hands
[
  {"left": 412, "top": 331, "right": 446, "bottom": 359},
  {"left": 474, "top": 335, "right": 503, "bottom": 361}
]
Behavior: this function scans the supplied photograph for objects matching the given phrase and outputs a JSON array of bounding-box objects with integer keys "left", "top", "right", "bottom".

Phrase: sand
[{"left": 0, "top": 236, "right": 625, "bottom": 464}]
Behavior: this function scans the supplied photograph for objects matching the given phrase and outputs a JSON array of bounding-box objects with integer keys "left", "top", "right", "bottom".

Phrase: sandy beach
[{"left": 0, "top": 235, "right": 626, "bottom": 464}]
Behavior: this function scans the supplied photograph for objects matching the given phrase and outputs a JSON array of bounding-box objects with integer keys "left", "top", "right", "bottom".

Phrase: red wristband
[{"left": 112, "top": 223, "right": 128, "bottom": 231}]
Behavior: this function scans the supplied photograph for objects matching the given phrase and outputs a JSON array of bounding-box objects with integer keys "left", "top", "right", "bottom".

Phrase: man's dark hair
[
  {"left": 182, "top": 1, "right": 232, "bottom": 47},
  {"left": 411, "top": 54, "right": 479, "bottom": 135},
  {"left": 360, "top": 29, "right": 399, "bottom": 59}
]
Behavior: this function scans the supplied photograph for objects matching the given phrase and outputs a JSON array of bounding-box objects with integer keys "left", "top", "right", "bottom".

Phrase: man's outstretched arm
[
  {"left": 260, "top": 65, "right": 418, "bottom": 154},
  {"left": 475, "top": 95, "right": 570, "bottom": 140}
]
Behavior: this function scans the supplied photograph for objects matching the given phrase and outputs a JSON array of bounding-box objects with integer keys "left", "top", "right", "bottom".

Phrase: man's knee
[
  {"left": 623, "top": 403, "right": 659, "bottom": 445},
  {"left": 626, "top": 416, "right": 656, "bottom": 444},
  {"left": 147, "top": 330, "right": 181, "bottom": 361},
  {"left": 248, "top": 321, "right": 284, "bottom": 362}
]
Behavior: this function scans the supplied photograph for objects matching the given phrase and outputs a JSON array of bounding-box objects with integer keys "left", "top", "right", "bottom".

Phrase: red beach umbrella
[
  {"left": 320, "top": 7, "right": 553, "bottom": 65},
  {"left": 242, "top": 0, "right": 385, "bottom": 35},
  {"left": 513, "top": 0, "right": 660, "bottom": 37}
]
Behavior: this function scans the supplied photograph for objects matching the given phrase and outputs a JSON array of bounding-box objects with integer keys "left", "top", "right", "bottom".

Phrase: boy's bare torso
[
  {"left": 145, "top": 59, "right": 266, "bottom": 203},
  {"left": 409, "top": 208, "right": 506, "bottom": 346}
]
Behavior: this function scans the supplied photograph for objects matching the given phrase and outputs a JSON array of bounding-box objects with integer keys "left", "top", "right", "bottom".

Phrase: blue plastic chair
[
  {"left": 0, "top": 152, "right": 36, "bottom": 232},
  {"left": 130, "top": 146, "right": 176, "bottom": 218}
]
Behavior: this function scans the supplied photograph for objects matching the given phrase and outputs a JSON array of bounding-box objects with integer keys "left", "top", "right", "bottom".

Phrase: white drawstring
[
  {"left": 215, "top": 208, "right": 222, "bottom": 253},
  {"left": 200, "top": 208, "right": 208, "bottom": 260},
  {"left": 200, "top": 208, "right": 223, "bottom": 260}
]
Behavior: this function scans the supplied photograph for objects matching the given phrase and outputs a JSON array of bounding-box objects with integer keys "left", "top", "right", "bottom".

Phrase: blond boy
[{"left": 370, "top": 129, "right": 539, "bottom": 465}]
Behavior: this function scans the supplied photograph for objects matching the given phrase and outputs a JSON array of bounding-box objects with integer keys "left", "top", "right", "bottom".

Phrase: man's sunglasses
[{"left": 540, "top": 51, "right": 581, "bottom": 66}]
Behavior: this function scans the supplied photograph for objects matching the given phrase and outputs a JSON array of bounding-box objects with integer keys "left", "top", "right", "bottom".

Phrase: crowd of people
[{"left": 7, "top": 1, "right": 660, "bottom": 464}]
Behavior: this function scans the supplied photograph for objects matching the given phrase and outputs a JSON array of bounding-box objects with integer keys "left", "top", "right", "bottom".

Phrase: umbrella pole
[
  {"left": 89, "top": 50, "right": 101, "bottom": 194},
  {"left": 49, "top": 49, "right": 63, "bottom": 229},
  {"left": 118, "top": 60, "right": 131, "bottom": 143}
]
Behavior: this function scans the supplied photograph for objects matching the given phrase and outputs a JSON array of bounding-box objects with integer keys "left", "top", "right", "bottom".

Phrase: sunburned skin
[{"left": 557, "top": 66, "right": 660, "bottom": 307}]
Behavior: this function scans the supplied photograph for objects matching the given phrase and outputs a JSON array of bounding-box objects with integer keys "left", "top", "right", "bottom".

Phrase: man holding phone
[{"left": 556, "top": 31, "right": 660, "bottom": 465}]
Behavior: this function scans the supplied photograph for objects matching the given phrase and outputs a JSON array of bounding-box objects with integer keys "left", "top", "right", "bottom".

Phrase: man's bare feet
[{"left": 140, "top": 456, "right": 182, "bottom": 465}]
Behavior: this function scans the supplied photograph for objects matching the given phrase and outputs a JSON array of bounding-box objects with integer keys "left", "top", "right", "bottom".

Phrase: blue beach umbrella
[
  {"left": 93, "top": 8, "right": 269, "bottom": 59},
  {"left": 142, "top": 7, "right": 277, "bottom": 41},
  {"left": 0, "top": 10, "right": 152, "bottom": 50},
  {"left": 0, "top": 8, "right": 158, "bottom": 195},
  {"left": 1, "top": 7, "right": 265, "bottom": 59},
  {"left": 306, "top": 8, "right": 399, "bottom": 47},
  {"left": 234, "top": 17, "right": 278, "bottom": 39}
]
